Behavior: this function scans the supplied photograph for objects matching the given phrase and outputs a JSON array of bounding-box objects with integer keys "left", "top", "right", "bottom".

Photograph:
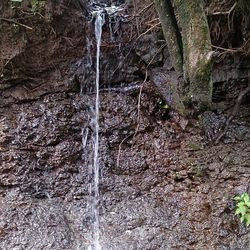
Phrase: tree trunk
[
  {"left": 154, "top": 0, "right": 183, "bottom": 74},
  {"left": 153, "top": 0, "right": 213, "bottom": 114},
  {"left": 175, "top": 0, "right": 213, "bottom": 112}
]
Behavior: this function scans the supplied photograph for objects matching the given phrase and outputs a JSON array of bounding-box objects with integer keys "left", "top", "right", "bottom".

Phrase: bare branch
[
  {"left": 0, "top": 18, "right": 33, "bottom": 30},
  {"left": 207, "top": 2, "right": 237, "bottom": 16}
]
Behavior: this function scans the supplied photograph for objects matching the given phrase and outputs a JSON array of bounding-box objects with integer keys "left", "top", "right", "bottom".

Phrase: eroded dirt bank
[{"left": 0, "top": 0, "right": 250, "bottom": 249}]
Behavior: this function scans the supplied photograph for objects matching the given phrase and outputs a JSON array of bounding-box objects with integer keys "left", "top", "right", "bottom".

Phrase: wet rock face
[
  {"left": 1, "top": 1, "right": 250, "bottom": 250},
  {"left": 1, "top": 87, "right": 250, "bottom": 249},
  {"left": 0, "top": 93, "right": 87, "bottom": 196},
  {"left": 200, "top": 110, "right": 250, "bottom": 143},
  {"left": 0, "top": 0, "right": 163, "bottom": 104}
]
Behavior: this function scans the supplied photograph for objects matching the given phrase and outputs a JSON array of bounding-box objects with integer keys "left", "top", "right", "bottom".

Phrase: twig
[
  {"left": 0, "top": 58, "right": 11, "bottom": 75},
  {"left": 207, "top": 2, "right": 237, "bottom": 31},
  {"left": 115, "top": 80, "right": 145, "bottom": 168},
  {"left": 133, "top": 0, "right": 140, "bottom": 36},
  {"left": 150, "top": 44, "right": 167, "bottom": 65},
  {"left": 215, "top": 83, "right": 250, "bottom": 144},
  {"left": 116, "top": 133, "right": 134, "bottom": 168},
  {"left": 145, "top": 18, "right": 159, "bottom": 25},
  {"left": 133, "top": 71, "right": 147, "bottom": 139},
  {"left": 0, "top": 17, "right": 33, "bottom": 30},
  {"left": 212, "top": 39, "right": 250, "bottom": 56},
  {"left": 113, "top": 22, "right": 161, "bottom": 74},
  {"left": 133, "top": 43, "right": 166, "bottom": 139},
  {"left": 137, "top": 2, "right": 154, "bottom": 16},
  {"left": 20, "top": 9, "right": 45, "bottom": 19},
  {"left": 135, "top": 22, "right": 161, "bottom": 41},
  {"left": 116, "top": 43, "right": 166, "bottom": 167},
  {"left": 113, "top": 22, "right": 166, "bottom": 168},
  {"left": 207, "top": 2, "right": 237, "bottom": 16},
  {"left": 212, "top": 45, "right": 242, "bottom": 52}
]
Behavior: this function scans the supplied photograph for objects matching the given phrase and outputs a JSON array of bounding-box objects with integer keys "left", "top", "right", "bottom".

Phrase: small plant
[
  {"left": 31, "top": 0, "right": 45, "bottom": 13},
  {"left": 158, "top": 100, "right": 169, "bottom": 110},
  {"left": 191, "top": 164, "right": 206, "bottom": 177},
  {"left": 234, "top": 192, "right": 250, "bottom": 226},
  {"left": 10, "top": 0, "right": 23, "bottom": 8},
  {"left": 10, "top": 0, "right": 45, "bottom": 13}
]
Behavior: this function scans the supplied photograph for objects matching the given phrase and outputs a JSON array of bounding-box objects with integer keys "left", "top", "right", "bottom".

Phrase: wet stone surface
[{"left": 0, "top": 87, "right": 250, "bottom": 249}]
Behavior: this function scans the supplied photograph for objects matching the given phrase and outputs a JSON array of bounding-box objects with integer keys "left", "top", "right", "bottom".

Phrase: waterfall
[
  {"left": 92, "top": 11, "right": 104, "bottom": 250},
  {"left": 84, "top": 10, "right": 104, "bottom": 250},
  {"left": 82, "top": 5, "right": 123, "bottom": 249}
]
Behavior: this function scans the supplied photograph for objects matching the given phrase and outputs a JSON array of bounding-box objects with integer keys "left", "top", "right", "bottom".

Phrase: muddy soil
[{"left": 0, "top": 0, "right": 250, "bottom": 249}]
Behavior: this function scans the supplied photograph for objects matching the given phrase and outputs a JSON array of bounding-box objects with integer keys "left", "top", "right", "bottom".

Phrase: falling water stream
[
  {"left": 87, "top": 10, "right": 105, "bottom": 250},
  {"left": 92, "top": 11, "right": 105, "bottom": 250},
  {"left": 83, "top": 5, "right": 124, "bottom": 249}
]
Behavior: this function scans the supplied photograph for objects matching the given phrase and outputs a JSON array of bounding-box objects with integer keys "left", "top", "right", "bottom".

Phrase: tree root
[{"left": 215, "top": 83, "right": 250, "bottom": 144}]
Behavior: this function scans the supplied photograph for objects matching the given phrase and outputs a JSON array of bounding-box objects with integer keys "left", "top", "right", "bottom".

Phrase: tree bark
[
  {"left": 175, "top": 0, "right": 213, "bottom": 112},
  {"left": 154, "top": 0, "right": 183, "bottom": 74},
  {"left": 153, "top": 0, "right": 213, "bottom": 114}
]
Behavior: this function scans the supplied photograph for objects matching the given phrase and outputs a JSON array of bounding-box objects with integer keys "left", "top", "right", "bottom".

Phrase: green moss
[
  {"left": 31, "top": 0, "right": 45, "bottom": 12},
  {"left": 188, "top": 142, "right": 202, "bottom": 151}
]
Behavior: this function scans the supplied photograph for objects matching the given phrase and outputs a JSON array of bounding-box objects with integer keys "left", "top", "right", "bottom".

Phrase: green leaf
[
  {"left": 234, "top": 196, "right": 242, "bottom": 201},
  {"left": 235, "top": 206, "right": 247, "bottom": 216},
  {"left": 243, "top": 193, "right": 250, "bottom": 203},
  {"left": 245, "top": 214, "right": 250, "bottom": 223},
  {"left": 239, "top": 194, "right": 246, "bottom": 200},
  {"left": 235, "top": 210, "right": 241, "bottom": 215},
  {"left": 234, "top": 193, "right": 250, "bottom": 226},
  {"left": 236, "top": 201, "right": 246, "bottom": 207}
]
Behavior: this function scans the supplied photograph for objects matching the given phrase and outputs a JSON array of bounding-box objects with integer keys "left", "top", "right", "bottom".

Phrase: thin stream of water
[
  {"left": 84, "top": 5, "right": 123, "bottom": 249},
  {"left": 88, "top": 11, "right": 105, "bottom": 250}
]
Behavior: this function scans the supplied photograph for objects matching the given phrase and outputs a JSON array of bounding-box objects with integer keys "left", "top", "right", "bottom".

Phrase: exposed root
[
  {"left": 116, "top": 43, "right": 166, "bottom": 167},
  {"left": 133, "top": 43, "right": 166, "bottom": 139},
  {"left": 215, "top": 83, "right": 250, "bottom": 144},
  {"left": 116, "top": 133, "right": 134, "bottom": 168},
  {"left": 212, "top": 39, "right": 250, "bottom": 54}
]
